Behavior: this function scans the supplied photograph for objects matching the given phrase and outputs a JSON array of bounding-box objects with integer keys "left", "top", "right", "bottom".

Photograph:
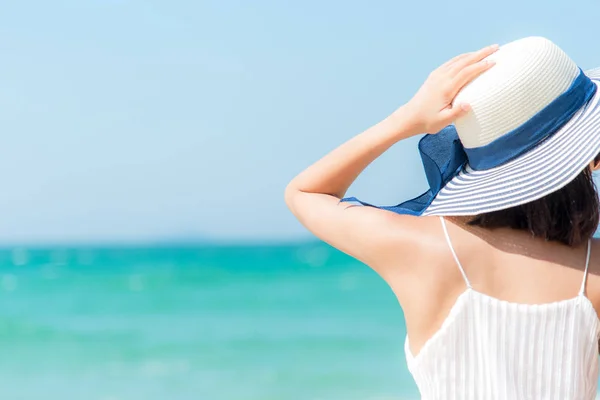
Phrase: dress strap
[
  {"left": 579, "top": 239, "right": 592, "bottom": 296},
  {"left": 439, "top": 216, "right": 472, "bottom": 289}
]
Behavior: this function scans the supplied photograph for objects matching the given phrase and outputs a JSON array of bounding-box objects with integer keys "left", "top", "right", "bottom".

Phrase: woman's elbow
[{"left": 284, "top": 183, "right": 300, "bottom": 213}]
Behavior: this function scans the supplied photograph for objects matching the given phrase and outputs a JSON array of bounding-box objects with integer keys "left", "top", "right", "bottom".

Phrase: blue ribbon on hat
[{"left": 340, "top": 68, "right": 597, "bottom": 216}]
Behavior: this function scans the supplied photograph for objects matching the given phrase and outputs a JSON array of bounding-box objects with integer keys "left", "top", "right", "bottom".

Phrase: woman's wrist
[{"left": 384, "top": 105, "right": 423, "bottom": 141}]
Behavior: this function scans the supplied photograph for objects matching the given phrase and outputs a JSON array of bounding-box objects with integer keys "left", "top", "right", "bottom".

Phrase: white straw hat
[{"left": 342, "top": 36, "right": 600, "bottom": 216}]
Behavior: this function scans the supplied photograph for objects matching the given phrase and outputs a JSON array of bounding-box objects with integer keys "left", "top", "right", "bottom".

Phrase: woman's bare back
[{"left": 381, "top": 216, "right": 600, "bottom": 357}]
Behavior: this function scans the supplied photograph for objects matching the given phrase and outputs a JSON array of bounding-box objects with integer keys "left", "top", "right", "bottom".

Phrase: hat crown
[{"left": 453, "top": 36, "right": 580, "bottom": 148}]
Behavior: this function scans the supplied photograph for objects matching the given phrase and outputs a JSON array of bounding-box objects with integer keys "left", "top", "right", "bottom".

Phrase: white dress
[{"left": 405, "top": 217, "right": 600, "bottom": 399}]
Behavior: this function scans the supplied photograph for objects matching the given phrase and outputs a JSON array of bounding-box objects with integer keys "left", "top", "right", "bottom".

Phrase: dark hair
[{"left": 467, "top": 154, "right": 600, "bottom": 247}]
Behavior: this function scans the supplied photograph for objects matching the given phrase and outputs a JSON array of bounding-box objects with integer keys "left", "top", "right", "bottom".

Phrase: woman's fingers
[
  {"left": 411, "top": 43, "right": 499, "bottom": 131},
  {"left": 451, "top": 59, "right": 496, "bottom": 95},
  {"left": 440, "top": 51, "right": 475, "bottom": 70},
  {"left": 447, "top": 44, "right": 498, "bottom": 76}
]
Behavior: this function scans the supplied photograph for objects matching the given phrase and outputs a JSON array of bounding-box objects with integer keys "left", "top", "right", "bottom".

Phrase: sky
[{"left": 0, "top": 0, "right": 598, "bottom": 244}]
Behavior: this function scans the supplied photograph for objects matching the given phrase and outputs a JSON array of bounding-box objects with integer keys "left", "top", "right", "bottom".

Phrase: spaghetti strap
[
  {"left": 579, "top": 239, "right": 592, "bottom": 296},
  {"left": 439, "top": 216, "right": 472, "bottom": 289}
]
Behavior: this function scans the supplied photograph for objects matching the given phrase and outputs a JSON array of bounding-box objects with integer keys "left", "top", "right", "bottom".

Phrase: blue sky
[{"left": 0, "top": 0, "right": 598, "bottom": 243}]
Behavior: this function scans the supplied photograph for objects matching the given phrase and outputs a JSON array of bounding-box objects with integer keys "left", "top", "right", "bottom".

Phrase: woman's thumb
[{"left": 443, "top": 103, "right": 471, "bottom": 124}]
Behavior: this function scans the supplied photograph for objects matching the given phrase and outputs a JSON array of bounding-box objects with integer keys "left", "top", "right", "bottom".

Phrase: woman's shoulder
[{"left": 370, "top": 215, "right": 470, "bottom": 287}]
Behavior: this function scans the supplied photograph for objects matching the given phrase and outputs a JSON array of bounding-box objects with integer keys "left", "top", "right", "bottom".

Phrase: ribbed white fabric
[{"left": 405, "top": 217, "right": 600, "bottom": 399}]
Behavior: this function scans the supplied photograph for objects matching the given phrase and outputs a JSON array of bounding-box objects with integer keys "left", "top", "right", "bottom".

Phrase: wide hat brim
[{"left": 341, "top": 68, "right": 600, "bottom": 216}]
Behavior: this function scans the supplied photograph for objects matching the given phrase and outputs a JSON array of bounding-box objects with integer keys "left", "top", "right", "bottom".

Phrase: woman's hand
[{"left": 398, "top": 44, "right": 499, "bottom": 134}]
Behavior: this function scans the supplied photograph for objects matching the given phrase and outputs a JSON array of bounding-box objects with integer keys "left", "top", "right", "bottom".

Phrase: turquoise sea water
[{"left": 0, "top": 241, "right": 419, "bottom": 400}]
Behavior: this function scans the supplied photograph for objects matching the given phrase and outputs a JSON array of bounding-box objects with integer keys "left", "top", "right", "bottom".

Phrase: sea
[{"left": 0, "top": 241, "right": 419, "bottom": 400}]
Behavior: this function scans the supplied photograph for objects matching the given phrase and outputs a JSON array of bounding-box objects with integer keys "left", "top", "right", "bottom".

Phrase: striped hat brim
[{"left": 422, "top": 67, "right": 600, "bottom": 216}]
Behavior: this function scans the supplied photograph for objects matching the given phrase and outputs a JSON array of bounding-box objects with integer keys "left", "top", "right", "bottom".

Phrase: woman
[{"left": 285, "top": 36, "right": 600, "bottom": 399}]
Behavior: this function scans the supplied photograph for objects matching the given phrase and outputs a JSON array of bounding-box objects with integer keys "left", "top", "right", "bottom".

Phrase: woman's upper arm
[{"left": 284, "top": 188, "right": 431, "bottom": 272}]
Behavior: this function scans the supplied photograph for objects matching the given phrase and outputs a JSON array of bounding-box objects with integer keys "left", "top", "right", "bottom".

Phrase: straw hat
[{"left": 342, "top": 36, "right": 600, "bottom": 216}]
